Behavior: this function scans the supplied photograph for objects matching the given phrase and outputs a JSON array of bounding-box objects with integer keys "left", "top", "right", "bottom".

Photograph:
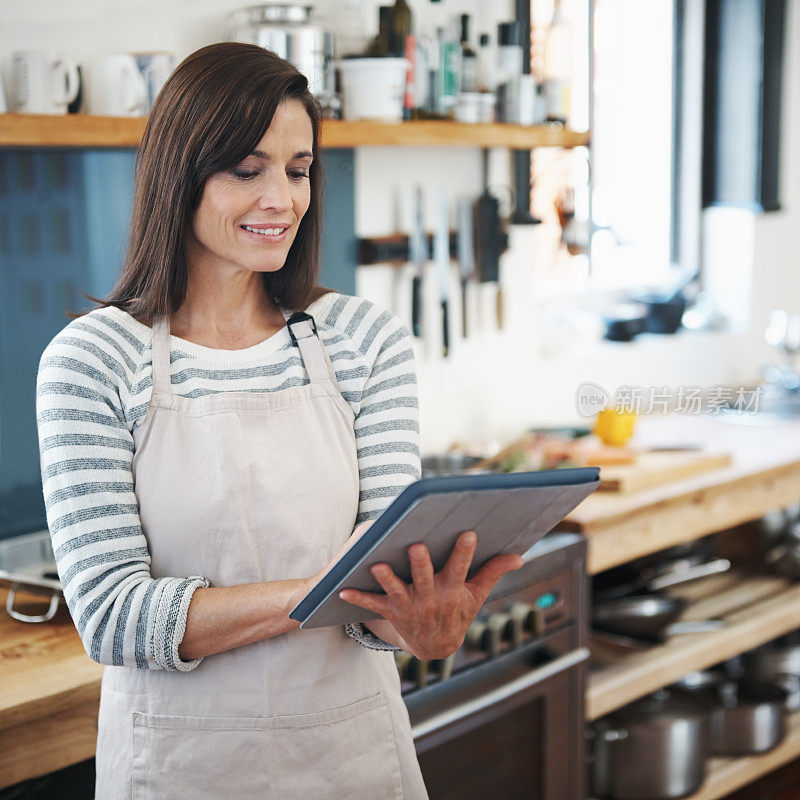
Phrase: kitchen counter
[
  {"left": 4, "top": 413, "right": 800, "bottom": 790},
  {"left": 562, "top": 413, "right": 800, "bottom": 573},
  {"left": 0, "top": 585, "right": 102, "bottom": 789}
]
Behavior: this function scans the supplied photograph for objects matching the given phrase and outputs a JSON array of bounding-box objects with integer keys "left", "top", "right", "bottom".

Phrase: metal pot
[
  {"left": 591, "top": 689, "right": 708, "bottom": 800},
  {"left": 742, "top": 633, "right": 800, "bottom": 711},
  {"left": 709, "top": 679, "right": 788, "bottom": 755},
  {"left": 229, "top": 4, "right": 335, "bottom": 108}
]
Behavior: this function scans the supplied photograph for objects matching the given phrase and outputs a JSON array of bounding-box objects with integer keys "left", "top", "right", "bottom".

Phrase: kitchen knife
[
  {"left": 457, "top": 196, "right": 475, "bottom": 340},
  {"left": 435, "top": 185, "right": 451, "bottom": 357},
  {"left": 410, "top": 185, "right": 428, "bottom": 338}
]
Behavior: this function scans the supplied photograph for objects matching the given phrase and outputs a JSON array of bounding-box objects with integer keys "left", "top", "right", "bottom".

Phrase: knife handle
[
  {"left": 412, "top": 275, "right": 422, "bottom": 337},
  {"left": 441, "top": 300, "right": 449, "bottom": 357},
  {"left": 496, "top": 287, "right": 504, "bottom": 330},
  {"left": 461, "top": 278, "right": 468, "bottom": 339}
]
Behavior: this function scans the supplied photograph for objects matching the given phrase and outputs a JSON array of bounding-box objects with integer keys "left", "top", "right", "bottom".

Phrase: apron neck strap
[
  {"left": 151, "top": 317, "right": 173, "bottom": 398},
  {"left": 285, "top": 311, "right": 340, "bottom": 388},
  {"left": 150, "top": 310, "right": 341, "bottom": 395}
]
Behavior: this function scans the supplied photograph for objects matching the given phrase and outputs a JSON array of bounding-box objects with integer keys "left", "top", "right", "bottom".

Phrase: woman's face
[{"left": 186, "top": 99, "right": 314, "bottom": 277}]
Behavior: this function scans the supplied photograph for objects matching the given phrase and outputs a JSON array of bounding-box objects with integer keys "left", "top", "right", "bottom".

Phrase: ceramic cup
[
  {"left": 132, "top": 51, "right": 176, "bottom": 112},
  {"left": 85, "top": 54, "right": 147, "bottom": 116},
  {"left": 10, "top": 50, "right": 80, "bottom": 114}
]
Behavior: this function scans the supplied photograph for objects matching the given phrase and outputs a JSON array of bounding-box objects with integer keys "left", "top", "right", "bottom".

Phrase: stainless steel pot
[
  {"left": 673, "top": 672, "right": 788, "bottom": 755},
  {"left": 710, "top": 680, "right": 787, "bottom": 754},
  {"left": 229, "top": 4, "right": 335, "bottom": 106},
  {"left": 591, "top": 689, "right": 708, "bottom": 800},
  {"left": 742, "top": 633, "right": 800, "bottom": 711}
]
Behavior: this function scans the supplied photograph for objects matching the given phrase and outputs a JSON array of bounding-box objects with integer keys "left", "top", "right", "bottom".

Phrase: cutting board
[{"left": 597, "top": 450, "right": 732, "bottom": 494}]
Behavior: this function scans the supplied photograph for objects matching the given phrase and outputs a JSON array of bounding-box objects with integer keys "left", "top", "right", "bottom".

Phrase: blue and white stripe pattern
[{"left": 36, "top": 291, "right": 420, "bottom": 670}]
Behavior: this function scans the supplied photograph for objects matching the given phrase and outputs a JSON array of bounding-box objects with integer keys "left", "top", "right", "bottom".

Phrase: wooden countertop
[
  {"left": 0, "top": 585, "right": 102, "bottom": 788},
  {"left": 3, "top": 412, "right": 800, "bottom": 788},
  {"left": 562, "top": 414, "right": 800, "bottom": 573}
]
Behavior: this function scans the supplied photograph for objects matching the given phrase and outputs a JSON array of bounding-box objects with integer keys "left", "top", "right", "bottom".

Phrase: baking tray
[{"left": 0, "top": 529, "right": 63, "bottom": 622}]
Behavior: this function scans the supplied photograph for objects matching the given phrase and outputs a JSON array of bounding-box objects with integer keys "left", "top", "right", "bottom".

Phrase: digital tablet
[{"left": 289, "top": 467, "right": 600, "bottom": 629}]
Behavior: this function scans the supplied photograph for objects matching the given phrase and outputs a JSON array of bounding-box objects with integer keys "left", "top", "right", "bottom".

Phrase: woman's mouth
[{"left": 240, "top": 224, "right": 290, "bottom": 242}]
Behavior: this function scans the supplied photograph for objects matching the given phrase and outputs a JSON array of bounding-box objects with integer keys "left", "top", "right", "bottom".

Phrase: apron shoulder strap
[
  {"left": 285, "top": 311, "right": 342, "bottom": 390},
  {"left": 151, "top": 317, "right": 173, "bottom": 398}
]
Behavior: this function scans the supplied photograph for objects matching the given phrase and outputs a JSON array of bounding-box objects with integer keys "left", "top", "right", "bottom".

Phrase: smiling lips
[{"left": 240, "top": 223, "right": 291, "bottom": 242}]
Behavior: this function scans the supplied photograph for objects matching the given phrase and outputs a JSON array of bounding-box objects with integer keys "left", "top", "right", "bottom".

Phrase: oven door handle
[{"left": 411, "top": 647, "right": 590, "bottom": 740}]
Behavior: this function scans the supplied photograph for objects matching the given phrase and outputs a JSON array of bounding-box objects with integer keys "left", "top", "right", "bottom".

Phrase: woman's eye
[
  {"left": 289, "top": 171, "right": 310, "bottom": 181},
  {"left": 232, "top": 169, "right": 259, "bottom": 180}
]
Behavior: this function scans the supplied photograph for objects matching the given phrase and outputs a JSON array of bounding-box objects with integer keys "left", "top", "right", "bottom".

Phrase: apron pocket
[
  {"left": 266, "top": 690, "right": 405, "bottom": 800},
  {"left": 132, "top": 712, "right": 271, "bottom": 800},
  {"left": 131, "top": 691, "right": 404, "bottom": 800}
]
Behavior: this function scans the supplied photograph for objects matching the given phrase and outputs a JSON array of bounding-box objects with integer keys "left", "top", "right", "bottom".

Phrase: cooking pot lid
[{"left": 605, "top": 688, "right": 707, "bottom": 725}]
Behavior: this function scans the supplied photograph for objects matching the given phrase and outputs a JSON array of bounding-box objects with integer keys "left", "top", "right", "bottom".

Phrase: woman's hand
[{"left": 338, "top": 530, "right": 525, "bottom": 661}]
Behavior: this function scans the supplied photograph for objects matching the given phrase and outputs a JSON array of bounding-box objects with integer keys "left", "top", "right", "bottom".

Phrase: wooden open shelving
[
  {"left": 0, "top": 112, "right": 590, "bottom": 150},
  {"left": 588, "top": 570, "right": 800, "bottom": 721}
]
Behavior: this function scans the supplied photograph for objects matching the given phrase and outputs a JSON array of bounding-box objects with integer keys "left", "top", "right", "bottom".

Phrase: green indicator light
[{"left": 535, "top": 592, "right": 557, "bottom": 610}]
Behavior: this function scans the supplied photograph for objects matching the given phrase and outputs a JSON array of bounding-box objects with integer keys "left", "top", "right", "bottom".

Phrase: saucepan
[
  {"left": 672, "top": 671, "right": 788, "bottom": 755},
  {"left": 590, "top": 688, "right": 709, "bottom": 800},
  {"left": 592, "top": 557, "right": 730, "bottom": 643}
]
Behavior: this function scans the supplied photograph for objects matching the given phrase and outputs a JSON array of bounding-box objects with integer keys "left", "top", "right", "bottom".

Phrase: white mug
[
  {"left": 85, "top": 55, "right": 147, "bottom": 116},
  {"left": 132, "top": 51, "right": 176, "bottom": 112},
  {"left": 11, "top": 50, "right": 80, "bottom": 114}
]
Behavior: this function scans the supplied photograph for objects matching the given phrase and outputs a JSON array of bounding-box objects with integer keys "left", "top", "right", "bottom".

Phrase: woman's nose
[{"left": 257, "top": 175, "right": 293, "bottom": 212}]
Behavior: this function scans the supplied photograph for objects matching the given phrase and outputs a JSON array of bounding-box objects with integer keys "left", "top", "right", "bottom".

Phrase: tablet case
[{"left": 290, "top": 467, "right": 600, "bottom": 629}]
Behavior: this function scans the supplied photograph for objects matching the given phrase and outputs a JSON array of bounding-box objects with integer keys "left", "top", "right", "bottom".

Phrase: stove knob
[
  {"left": 464, "top": 613, "right": 505, "bottom": 656},
  {"left": 504, "top": 604, "right": 529, "bottom": 647}
]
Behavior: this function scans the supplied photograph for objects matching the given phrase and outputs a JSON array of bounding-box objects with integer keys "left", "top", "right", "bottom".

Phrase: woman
[{"left": 36, "top": 43, "right": 523, "bottom": 799}]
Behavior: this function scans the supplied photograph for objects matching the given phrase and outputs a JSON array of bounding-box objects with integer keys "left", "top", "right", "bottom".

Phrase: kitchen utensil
[
  {"left": 229, "top": 3, "right": 336, "bottom": 109},
  {"left": 420, "top": 453, "right": 487, "bottom": 477},
  {"left": 336, "top": 57, "right": 409, "bottom": 121},
  {"left": 632, "top": 271, "right": 697, "bottom": 335},
  {"left": 592, "top": 592, "right": 724, "bottom": 643},
  {"left": 410, "top": 185, "right": 427, "bottom": 338},
  {"left": 591, "top": 688, "right": 709, "bottom": 800},
  {"left": 0, "top": 530, "right": 63, "bottom": 623},
  {"left": 456, "top": 195, "right": 475, "bottom": 339},
  {"left": 84, "top": 55, "right": 147, "bottom": 116},
  {"left": 473, "top": 149, "right": 507, "bottom": 329},
  {"left": 10, "top": 50, "right": 80, "bottom": 114},
  {"left": 132, "top": 51, "right": 175, "bottom": 112},
  {"left": 593, "top": 557, "right": 731, "bottom": 602},
  {"left": 742, "top": 632, "right": 800, "bottom": 710},
  {"left": 603, "top": 302, "right": 648, "bottom": 342},
  {"left": 434, "top": 185, "right": 451, "bottom": 357},
  {"left": 710, "top": 679, "right": 788, "bottom": 755}
]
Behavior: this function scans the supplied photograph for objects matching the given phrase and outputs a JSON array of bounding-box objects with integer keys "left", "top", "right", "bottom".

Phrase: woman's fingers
[
  {"left": 467, "top": 553, "right": 525, "bottom": 599},
  {"left": 439, "top": 530, "right": 478, "bottom": 587},
  {"left": 338, "top": 588, "right": 387, "bottom": 615},
  {"left": 408, "top": 543, "right": 435, "bottom": 595},
  {"left": 370, "top": 562, "right": 410, "bottom": 605}
]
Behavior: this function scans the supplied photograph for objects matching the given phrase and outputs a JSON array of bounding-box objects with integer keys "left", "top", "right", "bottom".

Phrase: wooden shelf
[
  {"left": 587, "top": 570, "right": 800, "bottom": 721},
  {"left": 0, "top": 112, "right": 590, "bottom": 150},
  {"left": 591, "top": 705, "right": 800, "bottom": 800}
]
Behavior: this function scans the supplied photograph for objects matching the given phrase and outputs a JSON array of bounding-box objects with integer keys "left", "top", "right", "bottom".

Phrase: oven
[{"left": 401, "top": 532, "right": 589, "bottom": 800}]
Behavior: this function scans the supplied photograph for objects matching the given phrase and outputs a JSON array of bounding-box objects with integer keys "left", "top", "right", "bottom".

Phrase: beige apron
[{"left": 95, "top": 309, "right": 429, "bottom": 800}]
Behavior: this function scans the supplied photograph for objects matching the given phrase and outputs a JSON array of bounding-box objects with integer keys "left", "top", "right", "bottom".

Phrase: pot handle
[
  {"left": 6, "top": 582, "right": 61, "bottom": 623},
  {"left": 647, "top": 558, "right": 731, "bottom": 591}
]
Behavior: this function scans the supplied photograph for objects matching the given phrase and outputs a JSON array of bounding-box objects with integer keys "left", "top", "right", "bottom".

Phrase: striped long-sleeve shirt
[{"left": 36, "top": 290, "right": 420, "bottom": 670}]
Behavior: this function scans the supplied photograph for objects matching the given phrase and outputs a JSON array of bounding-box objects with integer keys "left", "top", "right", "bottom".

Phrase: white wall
[{"left": 3, "top": 0, "right": 798, "bottom": 454}]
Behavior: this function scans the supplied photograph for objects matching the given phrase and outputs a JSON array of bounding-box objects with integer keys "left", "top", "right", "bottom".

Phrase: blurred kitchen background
[{"left": 3, "top": 1, "right": 800, "bottom": 799}]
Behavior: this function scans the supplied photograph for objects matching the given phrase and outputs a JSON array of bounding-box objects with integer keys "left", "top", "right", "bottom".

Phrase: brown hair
[{"left": 81, "top": 42, "right": 331, "bottom": 325}]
